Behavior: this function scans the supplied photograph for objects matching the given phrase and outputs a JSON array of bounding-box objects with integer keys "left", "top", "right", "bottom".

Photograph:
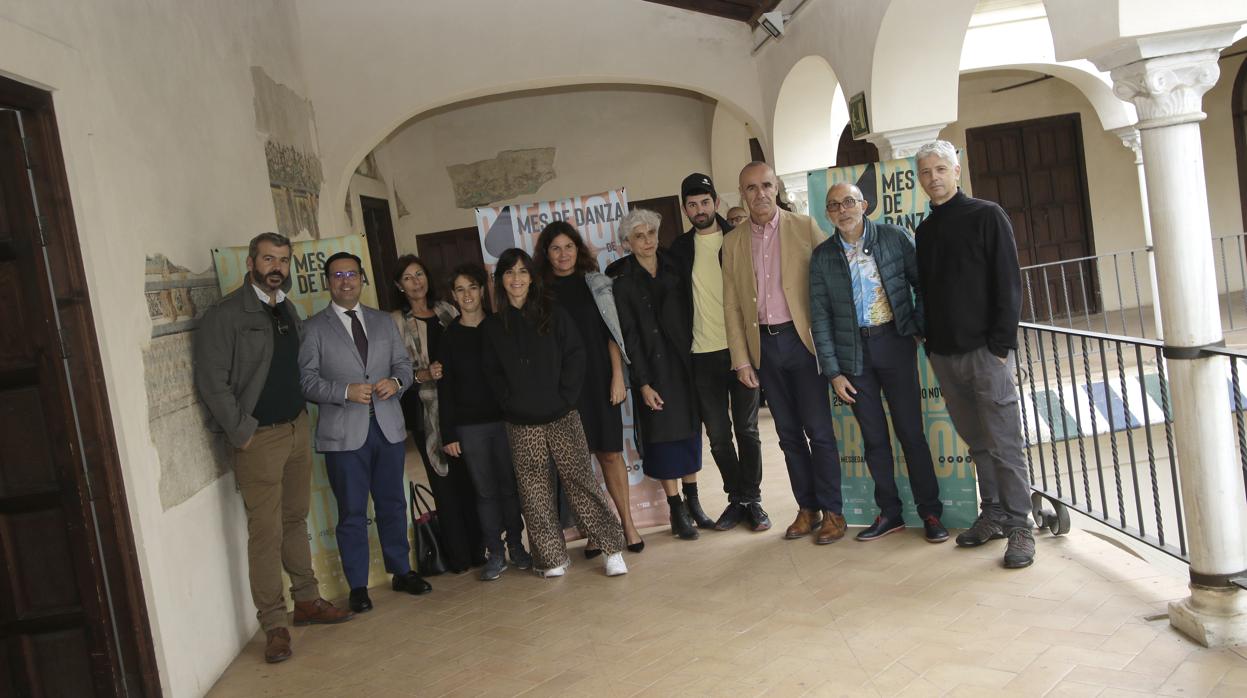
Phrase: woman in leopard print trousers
[{"left": 481, "top": 248, "right": 628, "bottom": 578}]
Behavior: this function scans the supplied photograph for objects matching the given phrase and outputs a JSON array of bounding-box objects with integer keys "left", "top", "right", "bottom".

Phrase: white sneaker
[
  {"left": 604, "top": 552, "right": 628, "bottom": 577},
  {"left": 537, "top": 561, "right": 568, "bottom": 578}
]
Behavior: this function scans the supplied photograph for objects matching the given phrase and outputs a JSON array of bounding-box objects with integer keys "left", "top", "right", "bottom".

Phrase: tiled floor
[{"left": 207, "top": 411, "right": 1247, "bottom": 697}]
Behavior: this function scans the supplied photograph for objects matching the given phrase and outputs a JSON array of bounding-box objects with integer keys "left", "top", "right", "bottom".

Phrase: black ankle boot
[
  {"left": 670, "top": 500, "right": 700, "bottom": 540},
  {"left": 684, "top": 495, "right": 715, "bottom": 529}
]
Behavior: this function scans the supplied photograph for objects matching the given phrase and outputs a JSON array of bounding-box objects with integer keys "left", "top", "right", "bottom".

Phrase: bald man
[
  {"left": 809, "top": 183, "right": 947, "bottom": 544},
  {"left": 722, "top": 161, "right": 845, "bottom": 545}
]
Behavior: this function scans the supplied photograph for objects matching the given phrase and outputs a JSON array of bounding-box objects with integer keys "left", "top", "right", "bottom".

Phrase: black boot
[
  {"left": 682, "top": 483, "right": 715, "bottom": 529},
  {"left": 668, "top": 496, "right": 700, "bottom": 540}
]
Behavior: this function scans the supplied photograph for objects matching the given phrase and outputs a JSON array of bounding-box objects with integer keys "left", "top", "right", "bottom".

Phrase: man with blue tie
[{"left": 299, "top": 251, "right": 429, "bottom": 613}]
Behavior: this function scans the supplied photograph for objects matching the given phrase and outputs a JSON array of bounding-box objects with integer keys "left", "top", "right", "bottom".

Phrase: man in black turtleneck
[{"left": 913, "top": 140, "right": 1034, "bottom": 570}]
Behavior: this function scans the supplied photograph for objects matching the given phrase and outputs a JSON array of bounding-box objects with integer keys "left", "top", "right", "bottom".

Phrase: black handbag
[{"left": 409, "top": 482, "right": 447, "bottom": 576}]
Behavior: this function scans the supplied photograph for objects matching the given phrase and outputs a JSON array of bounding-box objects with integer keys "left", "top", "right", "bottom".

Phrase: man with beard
[
  {"left": 195, "top": 232, "right": 353, "bottom": 665},
  {"left": 669, "top": 173, "right": 769, "bottom": 532}
]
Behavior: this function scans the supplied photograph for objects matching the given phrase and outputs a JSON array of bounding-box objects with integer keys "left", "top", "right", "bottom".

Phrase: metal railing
[
  {"left": 1017, "top": 322, "right": 1190, "bottom": 559},
  {"left": 1019, "top": 232, "right": 1247, "bottom": 341}
]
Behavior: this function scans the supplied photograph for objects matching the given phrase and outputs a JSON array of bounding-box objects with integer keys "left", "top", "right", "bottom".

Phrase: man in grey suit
[{"left": 298, "top": 251, "right": 429, "bottom": 613}]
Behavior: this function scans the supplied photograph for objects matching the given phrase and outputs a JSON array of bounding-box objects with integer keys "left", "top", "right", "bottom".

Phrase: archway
[
  {"left": 772, "top": 56, "right": 849, "bottom": 178},
  {"left": 1233, "top": 54, "right": 1247, "bottom": 232}
]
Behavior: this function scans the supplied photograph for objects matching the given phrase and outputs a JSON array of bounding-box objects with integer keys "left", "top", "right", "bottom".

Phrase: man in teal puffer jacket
[{"left": 809, "top": 183, "right": 947, "bottom": 544}]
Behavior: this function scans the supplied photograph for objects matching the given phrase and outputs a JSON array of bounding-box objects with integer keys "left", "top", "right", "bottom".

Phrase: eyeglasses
[
  {"left": 275, "top": 318, "right": 290, "bottom": 336},
  {"left": 826, "top": 198, "right": 861, "bottom": 212},
  {"left": 331, "top": 270, "right": 359, "bottom": 280}
]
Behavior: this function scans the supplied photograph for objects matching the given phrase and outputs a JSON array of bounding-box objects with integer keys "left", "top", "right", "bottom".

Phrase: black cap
[{"left": 681, "top": 173, "right": 717, "bottom": 201}]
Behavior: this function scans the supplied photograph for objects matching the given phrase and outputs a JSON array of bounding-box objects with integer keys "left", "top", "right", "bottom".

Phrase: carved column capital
[
  {"left": 1110, "top": 126, "right": 1143, "bottom": 165},
  {"left": 1110, "top": 50, "right": 1220, "bottom": 130},
  {"left": 864, "top": 124, "right": 947, "bottom": 161}
]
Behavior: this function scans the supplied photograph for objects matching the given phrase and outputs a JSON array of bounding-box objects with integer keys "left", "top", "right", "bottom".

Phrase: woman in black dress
[
  {"left": 533, "top": 221, "right": 642, "bottom": 553},
  {"left": 392, "top": 255, "right": 483, "bottom": 573},
  {"left": 611, "top": 209, "right": 704, "bottom": 540}
]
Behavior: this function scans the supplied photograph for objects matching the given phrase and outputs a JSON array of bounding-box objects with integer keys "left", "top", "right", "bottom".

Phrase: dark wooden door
[
  {"left": 0, "top": 82, "right": 156, "bottom": 696},
  {"left": 966, "top": 113, "right": 1097, "bottom": 320},
  {"left": 628, "top": 195, "right": 683, "bottom": 248},
  {"left": 360, "top": 195, "right": 398, "bottom": 310},
  {"left": 416, "top": 226, "right": 485, "bottom": 300},
  {"left": 836, "top": 124, "right": 880, "bottom": 167}
]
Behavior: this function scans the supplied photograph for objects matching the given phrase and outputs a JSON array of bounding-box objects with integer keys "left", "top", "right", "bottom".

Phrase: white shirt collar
[
  {"left": 331, "top": 301, "right": 361, "bottom": 315},
  {"left": 251, "top": 283, "right": 286, "bottom": 306}
]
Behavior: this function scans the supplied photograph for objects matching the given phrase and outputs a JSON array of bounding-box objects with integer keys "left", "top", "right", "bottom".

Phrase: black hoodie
[{"left": 481, "top": 304, "right": 586, "bottom": 425}]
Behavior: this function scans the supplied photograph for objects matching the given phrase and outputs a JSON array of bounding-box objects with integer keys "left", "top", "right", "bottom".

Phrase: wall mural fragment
[
  {"left": 447, "top": 147, "right": 556, "bottom": 208},
  {"left": 142, "top": 254, "right": 230, "bottom": 509},
  {"left": 253, "top": 66, "right": 323, "bottom": 239}
]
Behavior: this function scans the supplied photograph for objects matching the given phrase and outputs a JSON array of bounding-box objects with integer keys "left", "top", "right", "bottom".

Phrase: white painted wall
[
  {"left": 772, "top": 55, "right": 848, "bottom": 178},
  {"left": 292, "top": 0, "right": 766, "bottom": 239},
  {"left": 370, "top": 86, "right": 716, "bottom": 249},
  {"left": 0, "top": 1, "right": 306, "bottom": 695},
  {"left": 710, "top": 104, "right": 756, "bottom": 210}
]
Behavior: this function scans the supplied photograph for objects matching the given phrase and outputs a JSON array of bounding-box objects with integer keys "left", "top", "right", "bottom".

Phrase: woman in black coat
[{"left": 611, "top": 209, "right": 705, "bottom": 540}]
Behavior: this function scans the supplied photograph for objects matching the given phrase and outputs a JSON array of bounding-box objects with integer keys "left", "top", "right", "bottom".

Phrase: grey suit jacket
[{"left": 298, "top": 303, "right": 413, "bottom": 452}]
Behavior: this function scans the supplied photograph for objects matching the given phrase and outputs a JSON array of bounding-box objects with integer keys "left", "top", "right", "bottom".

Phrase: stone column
[
  {"left": 1112, "top": 48, "right": 1247, "bottom": 647},
  {"left": 1110, "top": 126, "right": 1163, "bottom": 338},
  {"left": 865, "top": 123, "right": 947, "bottom": 160}
]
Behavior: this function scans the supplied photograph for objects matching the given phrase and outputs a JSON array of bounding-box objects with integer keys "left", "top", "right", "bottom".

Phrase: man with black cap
[{"left": 668, "top": 173, "right": 769, "bottom": 532}]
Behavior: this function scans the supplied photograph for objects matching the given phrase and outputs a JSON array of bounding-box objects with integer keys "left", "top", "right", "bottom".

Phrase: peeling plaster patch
[
  {"left": 253, "top": 66, "right": 323, "bottom": 239},
  {"left": 394, "top": 189, "right": 410, "bottom": 218},
  {"left": 143, "top": 253, "right": 229, "bottom": 509},
  {"left": 447, "top": 147, "right": 556, "bottom": 208}
]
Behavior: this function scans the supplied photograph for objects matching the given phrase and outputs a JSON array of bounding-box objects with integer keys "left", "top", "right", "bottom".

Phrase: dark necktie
[{"left": 345, "top": 309, "right": 368, "bottom": 364}]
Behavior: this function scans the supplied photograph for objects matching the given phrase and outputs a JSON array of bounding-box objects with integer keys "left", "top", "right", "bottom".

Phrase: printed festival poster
[
  {"left": 474, "top": 188, "right": 670, "bottom": 532},
  {"left": 808, "top": 157, "right": 979, "bottom": 528},
  {"left": 213, "top": 234, "right": 390, "bottom": 601}
]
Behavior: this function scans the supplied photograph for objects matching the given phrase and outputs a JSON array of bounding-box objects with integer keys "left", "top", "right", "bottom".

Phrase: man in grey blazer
[{"left": 298, "top": 251, "right": 429, "bottom": 613}]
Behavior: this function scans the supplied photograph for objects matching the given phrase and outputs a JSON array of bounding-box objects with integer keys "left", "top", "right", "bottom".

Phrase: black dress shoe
[
  {"left": 626, "top": 536, "right": 645, "bottom": 553},
  {"left": 922, "top": 515, "right": 950, "bottom": 543},
  {"left": 713, "top": 503, "right": 747, "bottom": 531},
  {"left": 855, "top": 514, "right": 906, "bottom": 542},
  {"left": 746, "top": 502, "right": 772, "bottom": 532},
  {"left": 685, "top": 496, "right": 715, "bottom": 529},
  {"left": 670, "top": 502, "right": 700, "bottom": 540},
  {"left": 392, "top": 571, "right": 432, "bottom": 596},
  {"left": 583, "top": 546, "right": 602, "bottom": 559},
  {"left": 348, "top": 587, "right": 373, "bottom": 613}
]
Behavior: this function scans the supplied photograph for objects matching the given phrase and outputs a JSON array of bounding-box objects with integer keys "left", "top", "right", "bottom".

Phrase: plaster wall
[
  {"left": 369, "top": 86, "right": 717, "bottom": 247},
  {"left": 292, "top": 0, "right": 765, "bottom": 239},
  {"left": 0, "top": 1, "right": 307, "bottom": 694}
]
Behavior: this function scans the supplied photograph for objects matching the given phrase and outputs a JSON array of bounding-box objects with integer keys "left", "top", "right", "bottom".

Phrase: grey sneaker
[
  {"left": 479, "top": 556, "right": 507, "bottom": 581},
  {"left": 955, "top": 512, "right": 1006, "bottom": 547},
  {"left": 1003, "top": 527, "right": 1036, "bottom": 569},
  {"left": 508, "top": 544, "right": 533, "bottom": 570}
]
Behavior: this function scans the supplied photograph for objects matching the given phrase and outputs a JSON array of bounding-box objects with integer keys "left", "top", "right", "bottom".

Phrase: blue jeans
[{"left": 757, "top": 326, "right": 842, "bottom": 513}]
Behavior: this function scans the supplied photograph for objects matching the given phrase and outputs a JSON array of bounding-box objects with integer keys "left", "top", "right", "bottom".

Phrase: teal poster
[{"left": 808, "top": 156, "right": 979, "bottom": 528}]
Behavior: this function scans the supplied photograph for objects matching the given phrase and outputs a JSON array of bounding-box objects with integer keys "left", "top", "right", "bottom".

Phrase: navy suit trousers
[{"left": 324, "top": 415, "right": 410, "bottom": 589}]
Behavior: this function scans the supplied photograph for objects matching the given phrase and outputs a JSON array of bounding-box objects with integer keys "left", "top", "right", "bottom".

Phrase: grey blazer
[{"left": 298, "top": 303, "right": 413, "bottom": 452}]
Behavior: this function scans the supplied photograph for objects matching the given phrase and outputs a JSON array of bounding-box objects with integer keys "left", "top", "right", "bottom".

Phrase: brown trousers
[
  {"left": 234, "top": 410, "right": 320, "bottom": 630},
  {"left": 506, "top": 410, "right": 625, "bottom": 571}
]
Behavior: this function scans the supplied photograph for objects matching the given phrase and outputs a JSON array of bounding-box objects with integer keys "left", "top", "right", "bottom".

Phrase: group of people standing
[{"left": 195, "top": 138, "right": 1034, "bottom": 666}]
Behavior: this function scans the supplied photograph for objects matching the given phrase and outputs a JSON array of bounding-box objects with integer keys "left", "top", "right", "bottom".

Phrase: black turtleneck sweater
[{"left": 914, "top": 190, "right": 1021, "bottom": 358}]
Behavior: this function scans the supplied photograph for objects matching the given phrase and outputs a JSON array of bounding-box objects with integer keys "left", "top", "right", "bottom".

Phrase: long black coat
[{"left": 611, "top": 253, "right": 699, "bottom": 443}]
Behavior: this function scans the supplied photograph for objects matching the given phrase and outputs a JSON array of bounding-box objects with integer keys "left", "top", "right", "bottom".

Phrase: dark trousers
[
  {"left": 324, "top": 415, "right": 410, "bottom": 590},
  {"left": 846, "top": 325, "right": 941, "bottom": 520},
  {"left": 415, "top": 432, "right": 484, "bottom": 572},
  {"left": 757, "top": 327, "right": 842, "bottom": 512},
  {"left": 457, "top": 421, "right": 524, "bottom": 559},
  {"left": 928, "top": 346, "right": 1030, "bottom": 529},
  {"left": 692, "top": 348, "right": 762, "bottom": 503}
]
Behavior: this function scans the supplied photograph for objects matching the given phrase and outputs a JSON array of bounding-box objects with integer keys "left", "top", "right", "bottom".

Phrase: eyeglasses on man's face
[
  {"left": 331, "top": 270, "right": 360, "bottom": 281},
  {"left": 826, "top": 198, "right": 861, "bottom": 213}
]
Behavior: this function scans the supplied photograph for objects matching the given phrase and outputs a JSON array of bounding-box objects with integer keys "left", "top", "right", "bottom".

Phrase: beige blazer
[{"left": 722, "top": 209, "right": 828, "bottom": 370}]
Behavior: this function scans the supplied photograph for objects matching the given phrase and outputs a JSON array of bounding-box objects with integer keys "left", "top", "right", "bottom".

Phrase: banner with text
[
  {"left": 475, "top": 188, "right": 669, "bottom": 531},
  {"left": 213, "top": 234, "right": 391, "bottom": 600},
  {"left": 808, "top": 157, "right": 979, "bottom": 527}
]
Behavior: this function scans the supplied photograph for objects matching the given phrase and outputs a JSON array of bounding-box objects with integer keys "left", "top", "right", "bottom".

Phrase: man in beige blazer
[{"left": 722, "top": 162, "right": 846, "bottom": 544}]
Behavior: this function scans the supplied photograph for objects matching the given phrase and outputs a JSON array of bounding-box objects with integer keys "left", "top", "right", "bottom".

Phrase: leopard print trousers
[{"left": 506, "top": 410, "right": 625, "bottom": 571}]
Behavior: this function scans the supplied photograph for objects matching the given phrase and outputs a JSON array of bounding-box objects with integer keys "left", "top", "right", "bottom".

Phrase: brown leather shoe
[
  {"left": 292, "top": 598, "right": 354, "bottom": 626},
  {"left": 816, "top": 511, "right": 847, "bottom": 545},
  {"left": 784, "top": 509, "right": 824, "bottom": 539},
  {"left": 264, "top": 627, "right": 292, "bottom": 664}
]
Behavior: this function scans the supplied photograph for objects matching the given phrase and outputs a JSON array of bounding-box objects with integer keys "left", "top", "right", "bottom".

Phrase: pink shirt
[{"left": 750, "top": 208, "right": 793, "bottom": 326}]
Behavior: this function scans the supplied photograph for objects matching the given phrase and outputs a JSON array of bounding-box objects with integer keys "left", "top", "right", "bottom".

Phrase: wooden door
[
  {"left": 416, "top": 226, "right": 484, "bottom": 298},
  {"left": 628, "top": 195, "right": 683, "bottom": 248},
  {"left": 360, "top": 195, "right": 399, "bottom": 310},
  {"left": 966, "top": 113, "right": 1097, "bottom": 320},
  {"left": 0, "top": 81, "right": 157, "bottom": 696}
]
